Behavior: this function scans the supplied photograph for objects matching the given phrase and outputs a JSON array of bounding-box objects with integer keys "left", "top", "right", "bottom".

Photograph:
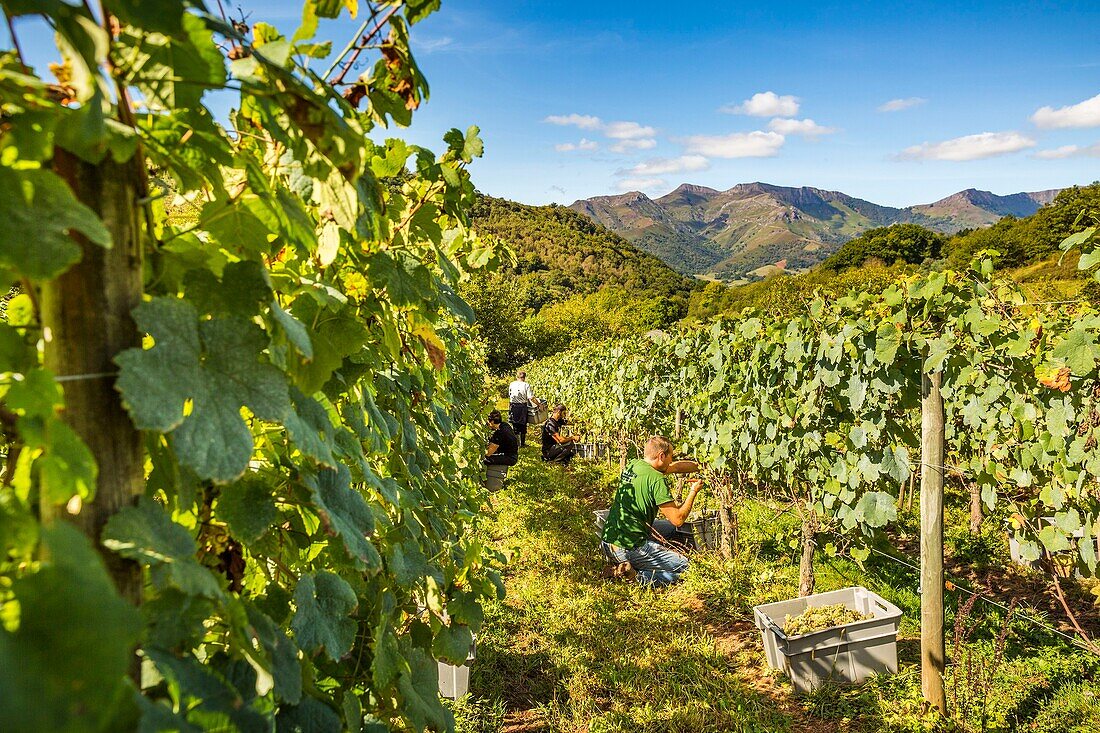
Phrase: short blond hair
[{"left": 644, "top": 435, "right": 673, "bottom": 460}]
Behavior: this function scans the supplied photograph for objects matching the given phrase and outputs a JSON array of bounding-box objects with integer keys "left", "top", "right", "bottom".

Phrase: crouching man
[
  {"left": 600, "top": 435, "right": 703, "bottom": 587},
  {"left": 484, "top": 410, "right": 519, "bottom": 466}
]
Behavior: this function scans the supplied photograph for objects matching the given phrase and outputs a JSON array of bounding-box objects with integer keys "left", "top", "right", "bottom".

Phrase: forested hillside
[
  {"left": 472, "top": 196, "right": 694, "bottom": 303},
  {"left": 466, "top": 196, "right": 700, "bottom": 371}
]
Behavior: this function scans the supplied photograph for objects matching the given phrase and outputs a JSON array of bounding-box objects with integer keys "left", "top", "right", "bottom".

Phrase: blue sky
[{"left": 16, "top": 1, "right": 1100, "bottom": 207}]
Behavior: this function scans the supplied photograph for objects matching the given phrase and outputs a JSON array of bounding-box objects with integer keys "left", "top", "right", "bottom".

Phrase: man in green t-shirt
[{"left": 600, "top": 435, "right": 704, "bottom": 587}]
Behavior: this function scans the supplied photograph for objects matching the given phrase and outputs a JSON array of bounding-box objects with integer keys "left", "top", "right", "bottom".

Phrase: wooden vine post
[
  {"left": 920, "top": 367, "right": 947, "bottom": 714},
  {"left": 41, "top": 149, "right": 145, "bottom": 609}
]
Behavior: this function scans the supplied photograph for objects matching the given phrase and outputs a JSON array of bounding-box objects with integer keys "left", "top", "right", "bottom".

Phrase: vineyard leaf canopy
[
  {"left": 0, "top": 525, "right": 140, "bottom": 732},
  {"left": 291, "top": 571, "right": 359, "bottom": 661},
  {"left": 115, "top": 298, "right": 292, "bottom": 482},
  {"left": 0, "top": 167, "right": 111, "bottom": 279},
  {"left": 103, "top": 499, "right": 223, "bottom": 598}
]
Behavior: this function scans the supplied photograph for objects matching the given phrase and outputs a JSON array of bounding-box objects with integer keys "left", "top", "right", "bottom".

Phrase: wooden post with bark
[
  {"left": 968, "top": 481, "right": 983, "bottom": 534},
  {"left": 798, "top": 505, "right": 817, "bottom": 597},
  {"left": 920, "top": 368, "right": 947, "bottom": 714},
  {"left": 40, "top": 149, "right": 145, "bottom": 610}
]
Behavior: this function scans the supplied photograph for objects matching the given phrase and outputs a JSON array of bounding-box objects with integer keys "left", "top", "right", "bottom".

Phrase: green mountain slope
[
  {"left": 571, "top": 182, "right": 1065, "bottom": 281},
  {"left": 471, "top": 195, "right": 697, "bottom": 302}
]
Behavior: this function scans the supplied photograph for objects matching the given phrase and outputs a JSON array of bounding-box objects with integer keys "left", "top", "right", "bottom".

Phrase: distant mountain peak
[
  {"left": 569, "top": 180, "right": 1069, "bottom": 281},
  {"left": 670, "top": 183, "right": 719, "bottom": 196}
]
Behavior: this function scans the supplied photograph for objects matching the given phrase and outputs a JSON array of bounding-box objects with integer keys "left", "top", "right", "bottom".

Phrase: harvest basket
[
  {"left": 675, "top": 511, "right": 720, "bottom": 551},
  {"left": 752, "top": 586, "right": 901, "bottom": 693}
]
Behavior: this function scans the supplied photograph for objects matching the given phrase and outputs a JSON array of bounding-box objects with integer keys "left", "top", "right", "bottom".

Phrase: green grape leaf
[
  {"left": 275, "top": 697, "right": 342, "bottom": 733},
  {"left": 287, "top": 300, "right": 370, "bottom": 393},
  {"left": 105, "top": 0, "right": 187, "bottom": 34},
  {"left": 143, "top": 589, "right": 215, "bottom": 652},
  {"left": 372, "top": 624, "right": 409, "bottom": 690},
  {"left": 291, "top": 571, "right": 358, "bottom": 661},
  {"left": 396, "top": 648, "right": 454, "bottom": 731},
  {"left": 6, "top": 369, "right": 98, "bottom": 505},
  {"left": 203, "top": 195, "right": 276, "bottom": 257},
  {"left": 303, "top": 464, "right": 381, "bottom": 572},
  {"left": 0, "top": 322, "right": 33, "bottom": 373},
  {"left": 0, "top": 524, "right": 140, "bottom": 732},
  {"left": 138, "top": 695, "right": 203, "bottom": 733},
  {"left": 102, "top": 499, "right": 222, "bottom": 598},
  {"left": 118, "top": 13, "right": 226, "bottom": 111},
  {"left": 145, "top": 648, "right": 268, "bottom": 732},
  {"left": 184, "top": 260, "right": 272, "bottom": 317},
  {"left": 432, "top": 622, "right": 473, "bottom": 665},
  {"left": 1037, "top": 524, "right": 1072, "bottom": 553},
  {"left": 0, "top": 167, "right": 111, "bottom": 280},
  {"left": 244, "top": 603, "right": 302, "bottom": 705},
  {"left": 218, "top": 476, "right": 278, "bottom": 544},
  {"left": 272, "top": 302, "right": 314, "bottom": 360},
  {"left": 875, "top": 321, "right": 902, "bottom": 363},
  {"left": 286, "top": 387, "right": 338, "bottom": 466},
  {"left": 854, "top": 491, "right": 896, "bottom": 528},
  {"left": 116, "top": 298, "right": 291, "bottom": 482},
  {"left": 1053, "top": 327, "right": 1098, "bottom": 375}
]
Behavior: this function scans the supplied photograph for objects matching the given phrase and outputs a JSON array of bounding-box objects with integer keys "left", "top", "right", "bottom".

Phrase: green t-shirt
[{"left": 602, "top": 459, "right": 674, "bottom": 549}]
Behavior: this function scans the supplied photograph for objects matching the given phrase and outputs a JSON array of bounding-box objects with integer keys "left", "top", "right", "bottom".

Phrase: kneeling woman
[{"left": 485, "top": 410, "right": 519, "bottom": 466}]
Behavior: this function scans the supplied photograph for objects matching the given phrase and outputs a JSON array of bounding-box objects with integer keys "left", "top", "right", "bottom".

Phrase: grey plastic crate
[
  {"left": 484, "top": 465, "right": 508, "bottom": 492},
  {"left": 675, "top": 512, "right": 720, "bottom": 551},
  {"left": 575, "top": 442, "right": 597, "bottom": 459},
  {"left": 437, "top": 638, "right": 476, "bottom": 699},
  {"left": 753, "top": 586, "right": 902, "bottom": 694},
  {"left": 593, "top": 509, "right": 610, "bottom": 533}
]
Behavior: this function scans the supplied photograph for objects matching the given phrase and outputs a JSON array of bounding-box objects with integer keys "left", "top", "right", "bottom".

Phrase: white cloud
[
  {"left": 544, "top": 115, "right": 658, "bottom": 153},
  {"left": 415, "top": 37, "right": 454, "bottom": 52},
  {"left": 767, "top": 118, "right": 836, "bottom": 137},
  {"left": 619, "top": 155, "right": 710, "bottom": 177},
  {"left": 615, "top": 177, "right": 666, "bottom": 191},
  {"left": 1031, "top": 93, "right": 1100, "bottom": 129},
  {"left": 722, "top": 91, "right": 800, "bottom": 117},
  {"left": 682, "top": 131, "right": 786, "bottom": 158},
  {"left": 555, "top": 138, "right": 598, "bottom": 152},
  {"left": 1033, "top": 142, "right": 1100, "bottom": 159},
  {"left": 603, "top": 121, "right": 657, "bottom": 140},
  {"left": 898, "top": 131, "right": 1035, "bottom": 161},
  {"left": 544, "top": 113, "right": 603, "bottom": 130},
  {"left": 609, "top": 138, "right": 657, "bottom": 153},
  {"left": 878, "top": 97, "right": 927, "bottom": 112}
]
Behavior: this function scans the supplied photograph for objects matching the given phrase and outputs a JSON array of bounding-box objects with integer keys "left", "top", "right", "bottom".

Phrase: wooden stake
[
  {"left": 920, "top": 368, "right": 947, "bottom": 714},
  {"left": 41, "top": 149, "right": 144, "bottom": 611}
]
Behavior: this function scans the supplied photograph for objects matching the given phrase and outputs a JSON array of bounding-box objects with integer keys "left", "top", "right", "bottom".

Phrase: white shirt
[{"left": 508, "top": 379, "right": 535, "bottom": 404}]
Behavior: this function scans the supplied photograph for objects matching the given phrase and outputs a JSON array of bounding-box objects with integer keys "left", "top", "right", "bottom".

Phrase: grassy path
[
  {"left": 458, "top": 450, "right": 858, "bottom": 733},
  {"left": 454, "top": 448, "right": 1100, "bottom": 733}
]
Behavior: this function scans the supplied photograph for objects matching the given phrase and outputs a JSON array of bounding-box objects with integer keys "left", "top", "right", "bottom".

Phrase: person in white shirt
[{"left": 507, "top": 371, "right": 540, "bottom": 447}]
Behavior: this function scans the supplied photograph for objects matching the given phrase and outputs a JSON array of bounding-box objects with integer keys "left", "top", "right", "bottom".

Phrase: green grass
[{"left": 457, "top": 450, "right": 1100, "bottom": 733}]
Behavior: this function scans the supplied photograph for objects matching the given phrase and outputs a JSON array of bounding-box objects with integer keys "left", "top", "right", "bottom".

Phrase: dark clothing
[
  {"left": 509, "top": 403, "right": 529, "bottom": 447},
  {"left": 543, "top": 442, "right": 575, "bottom": 464},
  {"left": 484, "top": 453, "right": 517, "bottom": 467},
  {"left": 542, "top": 417, "right": 574, "bottom": 464},
  {"left": 508, "top": 402, "right": 528, "bottom": 426},
  {"left": 487, "top": 423, "right": 518, "bottom": 464}
]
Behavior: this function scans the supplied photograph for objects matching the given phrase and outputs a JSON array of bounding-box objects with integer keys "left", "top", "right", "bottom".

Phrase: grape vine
[
  {"left": 529, "top": 257, "right": 1100, "bottom": 599},
  {"left": 0, "top": 1, "right": 507, "bottom": 731}
]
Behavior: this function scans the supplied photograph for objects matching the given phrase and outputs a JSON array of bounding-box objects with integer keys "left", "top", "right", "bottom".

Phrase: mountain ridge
[{"left": 570, "top": 183, "right": 1065, "bottom": 280}]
